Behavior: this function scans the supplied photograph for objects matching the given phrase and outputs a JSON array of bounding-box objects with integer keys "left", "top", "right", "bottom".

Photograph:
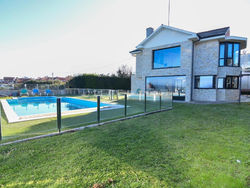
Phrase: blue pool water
[{"left": 7, "top": 97, "right": 111, "bottom": 116}]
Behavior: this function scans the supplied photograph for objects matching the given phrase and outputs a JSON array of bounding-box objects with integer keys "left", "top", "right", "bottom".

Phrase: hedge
[{"left": 68, "top": 74, "right": 131, "bottom": 90}]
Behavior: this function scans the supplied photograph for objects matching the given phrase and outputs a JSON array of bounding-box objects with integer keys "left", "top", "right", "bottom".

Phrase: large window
[
  {"left": 153, "top": 46, "right": 181, "bottom": 69},
  {"left": 195, "top": 76, "right": 215, "bottom": 89},
  {"left": 217, "top": 76, "right": 239, "bottom": 89},
  {"left": 219, "top": 42, "right": 240, "bottom": 67},
  {"left": 146, "top": 76, "right": 186, "bottom": 100}
]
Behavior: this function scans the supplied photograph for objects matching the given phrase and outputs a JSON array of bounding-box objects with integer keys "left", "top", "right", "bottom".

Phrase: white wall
[{"left": 143, "top": 28, "right": 192, "bottom": 48}]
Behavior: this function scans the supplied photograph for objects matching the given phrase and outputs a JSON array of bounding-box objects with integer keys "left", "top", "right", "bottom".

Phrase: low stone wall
[
  {"left": 0, "top": 90, "right": 19, "bottom": 96},
  {"left": 0, "top": 88, "right": 128, "bottom": 97},
  {"left": 193, "top": 89, "right": 217, "bottom": 102},
  {"left": 240, "top": 95, "right": 250, "bottom": 102},
  {"left": 0, "top": 89, "right": 67, "bottom": 96}
]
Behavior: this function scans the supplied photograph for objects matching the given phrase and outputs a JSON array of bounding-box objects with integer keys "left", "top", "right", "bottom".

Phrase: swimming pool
[
  {"left": 2, "top": 96, "right": 120, "bottom": 123},
  {"left": 6, "top": 97, "right": 111, "bottom": 116}
]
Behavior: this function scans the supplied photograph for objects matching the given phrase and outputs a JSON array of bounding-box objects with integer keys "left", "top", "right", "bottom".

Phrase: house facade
[{"left": 130, "top": 25, "right": 247, "bottom": 102}]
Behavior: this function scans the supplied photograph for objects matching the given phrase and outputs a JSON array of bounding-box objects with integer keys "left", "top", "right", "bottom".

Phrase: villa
[{"left": 130, "top": 25, "right": 247, "bottom": 102}]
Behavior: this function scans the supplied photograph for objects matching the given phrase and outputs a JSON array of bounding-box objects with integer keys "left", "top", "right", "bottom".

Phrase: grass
[
  {"left": 0, "top": 103, "right": 249, "bottom": 187},
  {"left": 0, "top": 95, "right": 171, "bottom": 143}
]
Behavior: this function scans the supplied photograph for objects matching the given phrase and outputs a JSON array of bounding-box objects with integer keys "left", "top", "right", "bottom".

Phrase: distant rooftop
[{"left": 197, "top": 27, "right": 230, "bottom": 39}]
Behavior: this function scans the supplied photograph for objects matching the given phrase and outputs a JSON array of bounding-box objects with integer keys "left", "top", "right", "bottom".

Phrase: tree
[{"left": 116, "top": 65, "right": 132, "bottom": 78}]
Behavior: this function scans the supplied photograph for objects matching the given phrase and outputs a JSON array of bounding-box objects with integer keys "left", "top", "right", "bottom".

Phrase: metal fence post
[
  {"left": 144, "top": 92, "right": 147, "bottom": 113},
  {"left": 239, "top": 71, "right": 242, "bottom": 104},
  {"left": 57, "top": 98, "right": 61, "bottom": 133},
  {"left": 97, "top": 96, "right": 100, "bottom": 123},
  {"left": 171, "top": 91, "right": 173, "bottom": 108},
  {"left": 110, "top": 90, "right": 113, "bottom": 100},
  {"left": 0, "top": 105, "right": 2, "bottom": 141},
  {"left": 124, "top": 94, "right": 127, "bottom": 117},
  {"left": 159, "top": 92, "right": 162, "bottom": 110}
]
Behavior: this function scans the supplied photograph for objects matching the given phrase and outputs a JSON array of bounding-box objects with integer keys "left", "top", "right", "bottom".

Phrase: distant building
[
  {"left": 35, "top": 76, "right": 53, "bottom": 82},
  {"left": 15, "top": 77, "right": 32, "bottom": 83},
  {"left": 65, "top": 76, "right": 73, "bottom": 82},
  {"left": 54, "top": 77, "right": 70, "bottom": 82},
  {"left": 41, "top": 76, "right": 51, "bottom": 82},
  {"left": 35, "top": 76, "right": 72, "bottom": 83},
  {"left": 3, "top": 77, "right": 16, "bottom": 84}
]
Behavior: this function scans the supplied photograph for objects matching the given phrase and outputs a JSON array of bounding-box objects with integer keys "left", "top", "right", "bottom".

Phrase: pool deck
[
  {"left": 1, "top": 99, "right": 20, "bottom": 123},
  {"left": 1, "top": 98, "right": 123, "bottom": 123}
]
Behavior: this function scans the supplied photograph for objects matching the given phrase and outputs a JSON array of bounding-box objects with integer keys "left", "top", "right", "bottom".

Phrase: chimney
[
  {"left": 225, "top": 28, "right": 230, "bottom": 37},
  {"left": 146, "top": 27, "right": 154, "bottom": 38}
]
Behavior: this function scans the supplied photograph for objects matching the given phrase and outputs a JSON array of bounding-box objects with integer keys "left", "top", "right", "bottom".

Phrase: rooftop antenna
[{"left": 168, "top": 0, "right": 171, "bottom": 26}]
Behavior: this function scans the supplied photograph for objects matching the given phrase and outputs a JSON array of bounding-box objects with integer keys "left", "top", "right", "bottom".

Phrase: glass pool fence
[{"left": 0, "top": 90, "right": 173, "bottom": 144}]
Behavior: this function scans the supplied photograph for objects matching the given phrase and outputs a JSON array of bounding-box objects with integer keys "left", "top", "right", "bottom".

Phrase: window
[
  {"left": 153, "top": 46, "right": 181, "bottom": 69},
  {"left": 217, "top": 76, "right": 239, "bottom": 89},
  {"left": 233, "top": 43, "right": 240, "bottom": 66},
  {"left": 217, "top": 78, "right": 225, "bottom": 89},
  {"left": 195, "top": 76, "right": 215, "bottom": 89},
  {"left": 219, "top": 42, "right": 240, "bottom": 67},
  {"left": 219, "top": 44, "right": 225, "bottom": 66},
  {"left": 225, "top": 76, "right": 239, "bottom": 89},
  {"left": 146, "top": 76, "right": 186, "bottom": 100}
]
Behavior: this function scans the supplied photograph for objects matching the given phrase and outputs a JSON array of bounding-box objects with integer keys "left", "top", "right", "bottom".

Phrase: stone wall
[
  {"left": 193, "top": 40, "right": 219, "bottom": 76},
  {"left": 131, "top": 41, "right": 193, "bottom": 102},
  {"left": 132, "top": 38, "right": 243, "bottom": 102},
  {"left": 193, "top": 89, "right": 217, "bottom": 101},
  {"left": 192, "top": 40, "right": 218, "bottom": 101},
  {"left": 193, "top": 39, "right": 241, "bottom": 102},
  {"left": 225, "top": 89, "right": 240, "bottom": 101},
  {"left": 241, "top": 95, "right": 250, "bottom": 102},
  {"left": 131, "top": 74, "right": 145, "bottom": 93}
]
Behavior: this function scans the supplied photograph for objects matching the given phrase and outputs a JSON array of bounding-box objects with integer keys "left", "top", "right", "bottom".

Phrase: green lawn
[{"left": 0, "top": 103, "right": 249, "bottom": 187}]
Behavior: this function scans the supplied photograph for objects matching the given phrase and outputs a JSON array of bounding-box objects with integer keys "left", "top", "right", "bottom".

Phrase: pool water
[{"left": 7, "top": 97, "right": 110, "bottom": 116}]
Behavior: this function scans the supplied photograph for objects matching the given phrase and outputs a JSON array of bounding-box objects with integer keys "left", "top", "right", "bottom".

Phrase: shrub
[{"left": 68, "top": 74, "right": 130, "bottom": 90}]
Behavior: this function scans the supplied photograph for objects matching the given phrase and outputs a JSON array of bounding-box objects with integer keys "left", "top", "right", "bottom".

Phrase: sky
[{"left": 0, "top": 0, "right": 249, "bottom": 78}]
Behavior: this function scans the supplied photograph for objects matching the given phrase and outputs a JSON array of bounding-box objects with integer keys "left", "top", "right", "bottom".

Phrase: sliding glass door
[{"left": 146, "top": 76, "right": 186, "bottom": 100}]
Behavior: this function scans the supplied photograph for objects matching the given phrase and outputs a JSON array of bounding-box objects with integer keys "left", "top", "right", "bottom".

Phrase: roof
[
  {"left": 3, "top": 77, "right": 15, "bottom": 80},
  {"left": 130, "top": 25, "right": 247, "bottom": 54},
  {"left": 136, "top": 24, "right": 198, "bottom": 49},
  {"left": 129, "top": 49, "right": 142, "bottom": 54},
  {"left": 197, "top": 27, "right": 230, "bottom": 39}
]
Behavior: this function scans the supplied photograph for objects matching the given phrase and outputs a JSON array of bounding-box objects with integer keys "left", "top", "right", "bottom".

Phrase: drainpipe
[
  {"left": 191, "top": 39, "right": 200, "bottom": 102},
  {"left": 239, "top": 71, "right": 242, "bottom": 104}
]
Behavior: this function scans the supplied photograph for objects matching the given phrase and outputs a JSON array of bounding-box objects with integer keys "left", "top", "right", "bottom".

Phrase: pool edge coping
[{"left": 1, "top": 99, "right": 20, "bottom": 123}]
